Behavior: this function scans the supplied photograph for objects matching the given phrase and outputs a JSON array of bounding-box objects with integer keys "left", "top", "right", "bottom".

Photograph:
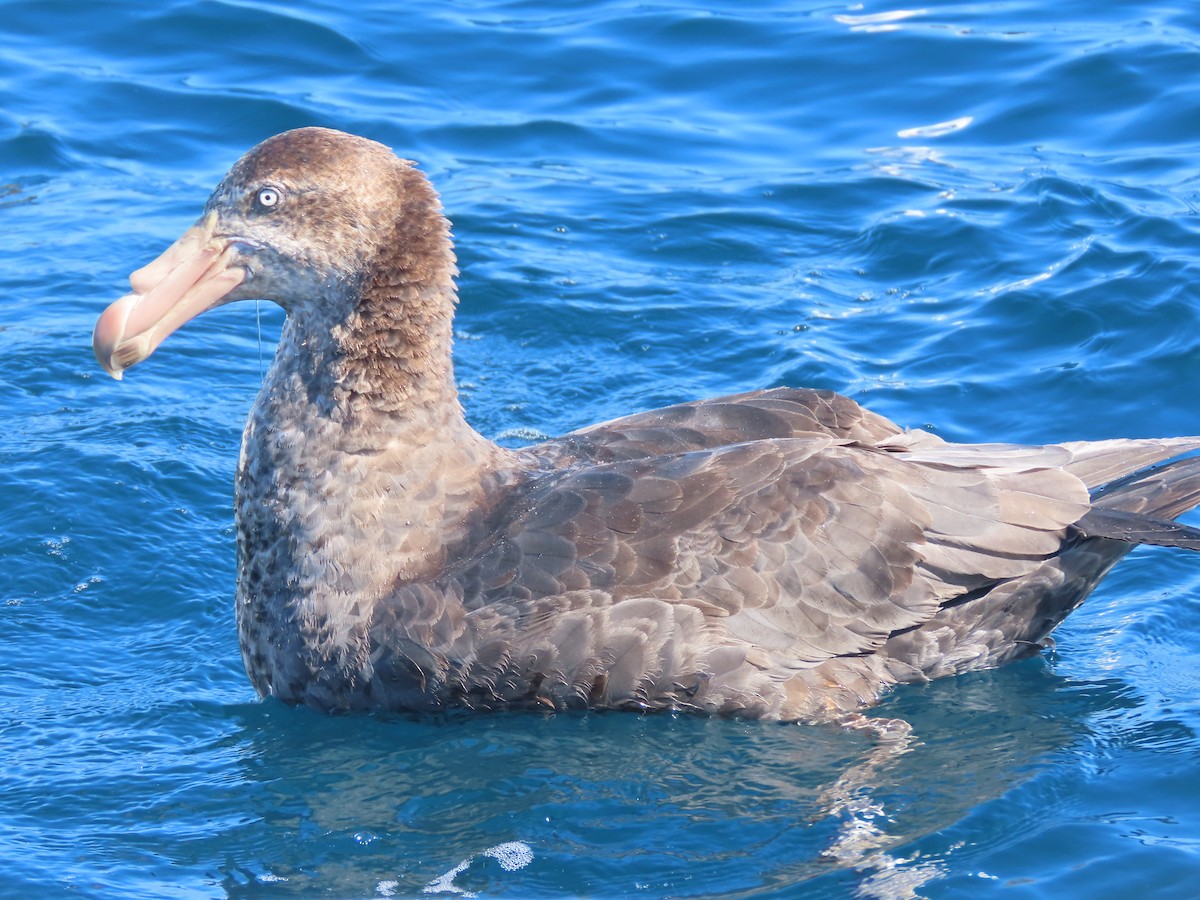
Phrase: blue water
[{"left": 4, "top": 0, "right": 1200, "bottom": 896}]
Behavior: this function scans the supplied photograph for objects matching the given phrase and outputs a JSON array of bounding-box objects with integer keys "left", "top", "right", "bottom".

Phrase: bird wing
[
  {"left": 459, "top": 433, "right": 1091, "bottom": 669},
  {"left": 540, "top": 387, "right": 933, "bottom": 463}
]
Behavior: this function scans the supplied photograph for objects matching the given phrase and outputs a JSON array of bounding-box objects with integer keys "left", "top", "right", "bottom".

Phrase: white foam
[
  {"left": 420, "top": 841, "right": 535, "bottom": 896},
  {"left": 482, "top": 842, "right": 534, "bottom": 872}
]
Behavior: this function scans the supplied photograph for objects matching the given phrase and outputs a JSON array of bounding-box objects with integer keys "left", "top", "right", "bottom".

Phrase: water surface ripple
[{"left": 3, "top": 1, "right": 1200, "bottom": 897}]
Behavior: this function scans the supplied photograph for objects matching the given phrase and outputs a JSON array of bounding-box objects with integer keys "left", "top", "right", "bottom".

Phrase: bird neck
[
  {"left": 245, "top": 291, "right": 510, "bottom": 600},
  {"left": 331, "top": 278, "right": 462, "bottom": 418},
  {"left": 328, "top": 169, "right": 463, "bottom": 417}
]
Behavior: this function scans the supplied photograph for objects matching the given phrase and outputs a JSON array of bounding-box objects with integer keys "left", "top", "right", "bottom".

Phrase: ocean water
[{"left": 4, "top": 0, "right": 1200, "bottom": 896}]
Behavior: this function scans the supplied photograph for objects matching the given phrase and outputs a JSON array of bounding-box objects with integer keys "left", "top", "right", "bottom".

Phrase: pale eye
[{"left": 256, "top": 187, "right": 281, "bottom": 208}]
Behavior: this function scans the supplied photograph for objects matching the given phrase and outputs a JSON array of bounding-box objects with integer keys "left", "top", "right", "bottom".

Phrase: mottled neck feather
[{"left": 333, "top": 165, "right": 462, "bottom": 417}]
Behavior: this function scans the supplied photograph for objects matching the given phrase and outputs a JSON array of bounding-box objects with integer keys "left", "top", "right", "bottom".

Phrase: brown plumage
[{"left": 93, "top": 127, "right": 1200, "bottom": 722}]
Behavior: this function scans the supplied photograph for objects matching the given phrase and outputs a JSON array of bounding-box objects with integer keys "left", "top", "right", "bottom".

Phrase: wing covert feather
[{"left": 460, "top": 433, "right": 1107, "bottom": 675}]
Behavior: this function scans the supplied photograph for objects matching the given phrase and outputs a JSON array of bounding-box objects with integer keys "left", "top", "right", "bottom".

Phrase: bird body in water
[{"left": 94, "top": 128, "right": 1200, "bottom": 723}]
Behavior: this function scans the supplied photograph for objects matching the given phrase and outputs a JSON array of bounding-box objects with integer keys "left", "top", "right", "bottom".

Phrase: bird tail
[{"left": 1075, "top": 454, "right": 1200, "bottom": 549}]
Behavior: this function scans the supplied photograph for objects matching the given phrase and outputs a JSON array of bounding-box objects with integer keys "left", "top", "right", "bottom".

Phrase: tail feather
[
  {"left": 1074, "top": 506, "right": 1200, "bottom": 550},
  {"left": 1071, "top": 452, "right": 1200, "bottom": 551},
  {"left": 1090, "top": 453, "right": 1200, "bottom": 519},
  {"left": 1059, "top": 437, "right": 1200, "bottom": 489}
]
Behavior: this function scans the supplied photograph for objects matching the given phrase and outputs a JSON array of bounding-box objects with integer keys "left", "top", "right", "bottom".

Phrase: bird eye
[{"left": 256, "top": 187, "right": 281, "bottom": 208}]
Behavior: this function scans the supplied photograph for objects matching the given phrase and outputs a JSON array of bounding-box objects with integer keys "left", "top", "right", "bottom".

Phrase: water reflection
[{"left": 186, "top": 658, "right": 1136, "bottom": 898}]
